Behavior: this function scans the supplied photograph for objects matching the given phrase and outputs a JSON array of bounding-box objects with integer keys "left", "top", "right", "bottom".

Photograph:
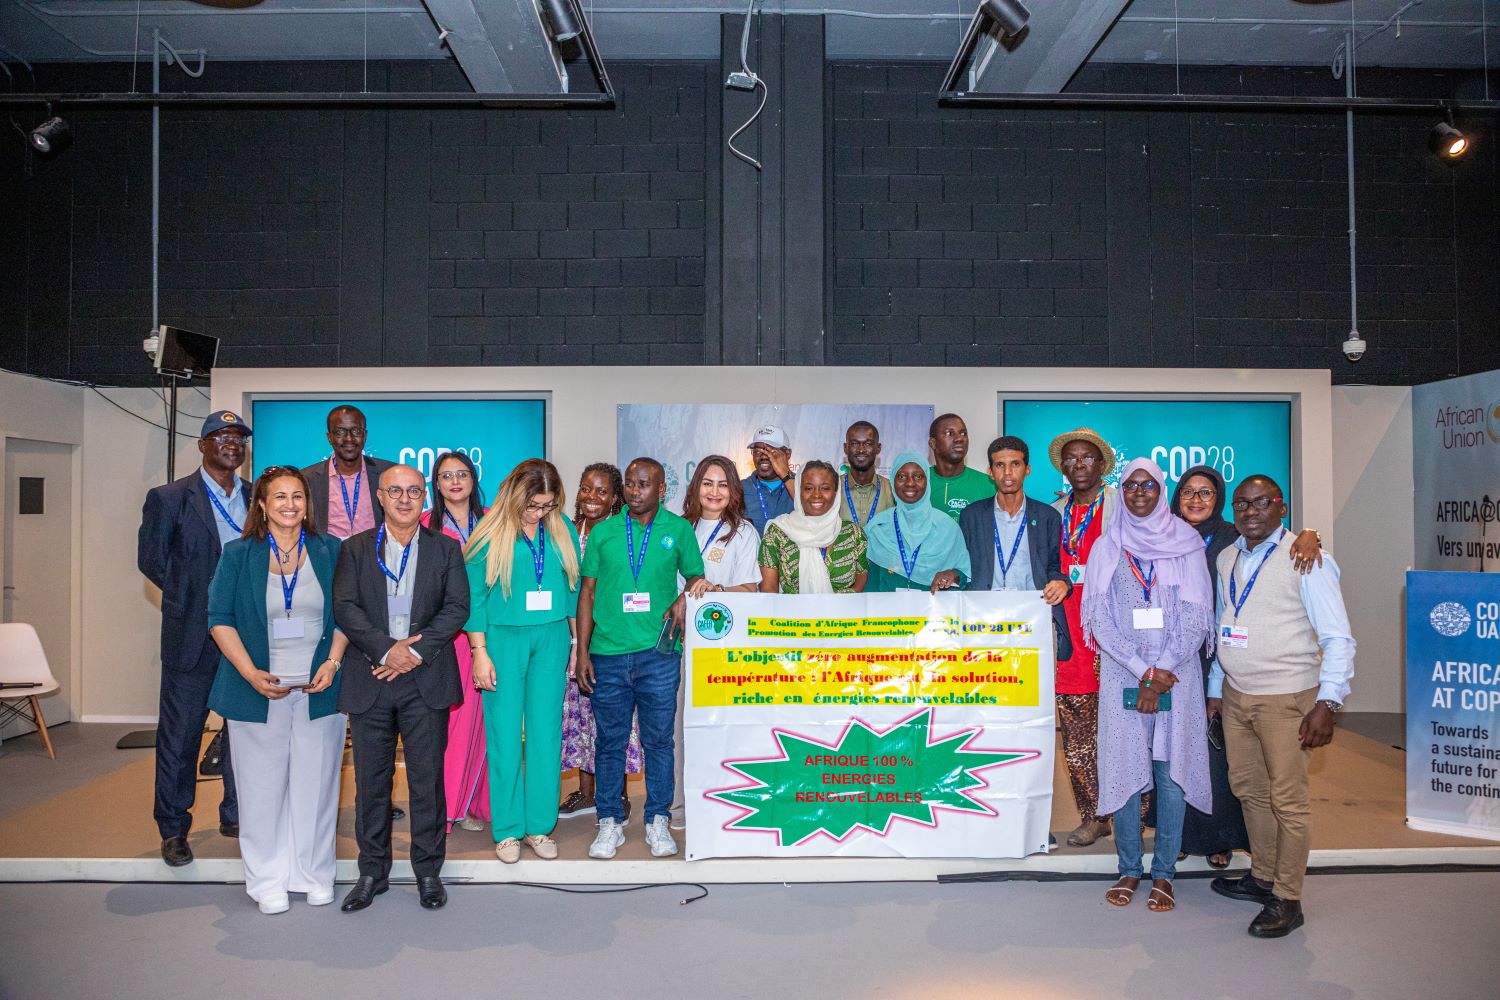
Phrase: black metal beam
[
  {"left": 0, "top": 91, "right": 616, "bottom": 109},
  {"left": 940, "top": 90, "right": 1500, "bottom": 113}
]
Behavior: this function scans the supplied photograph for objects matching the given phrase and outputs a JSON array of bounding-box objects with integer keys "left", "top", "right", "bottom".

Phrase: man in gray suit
[{"left": 300, "top": 405, "right": 394, "bottom": 539}]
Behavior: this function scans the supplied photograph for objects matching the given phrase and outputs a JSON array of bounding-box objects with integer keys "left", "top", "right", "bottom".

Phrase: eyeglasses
[
  {"left": 1121, "top": 479, "right": 1161, "bottom": 494},
  {"left": 1231, "top": 496, "right": 1284, "bottom": 512},
  {"left": 525, "top": 501, "right": 559, "bottom": 515},
  {"left": 1060, "top": 455, "right": 1098, "bottom": 469},
  {"left": 1179, "top": 488, "right": 1217, "bottom": 502},
  {"left": 329, "top": 427, "right": 367, "bottom": 440},
  {"left": 205, "top": 431, "right": 245, "bottom": 445},
  {"left": 383, "top": 486, "right": 426, "bottom": 501},
  {"left": 437, "top": 470, "right": 471, "bottom": 483}
]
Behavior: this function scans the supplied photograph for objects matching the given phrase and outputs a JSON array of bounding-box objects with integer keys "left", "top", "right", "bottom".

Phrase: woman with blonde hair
[{"left": 463, "top": 459, "right": 581, "bottom": 862}]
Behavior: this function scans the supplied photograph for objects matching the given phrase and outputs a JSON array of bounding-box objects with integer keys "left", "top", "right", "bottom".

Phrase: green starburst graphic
[{"left": 708, "top": 709, "right": 1038, "bottom": 846}]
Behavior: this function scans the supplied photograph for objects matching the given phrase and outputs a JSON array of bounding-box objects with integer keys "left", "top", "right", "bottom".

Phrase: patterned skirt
[{"left": 560, "top": 674, "right": 643, "bottom": 774}]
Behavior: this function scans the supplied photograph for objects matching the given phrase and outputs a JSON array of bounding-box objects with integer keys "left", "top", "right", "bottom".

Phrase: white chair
[{"left": 0, "top": 623, "right": 61, "bottom": 759}]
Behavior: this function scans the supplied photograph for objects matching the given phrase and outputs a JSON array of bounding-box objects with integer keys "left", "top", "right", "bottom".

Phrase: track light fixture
[
  {"left": 1428, "top": 111, "right": 1468, "bottom": 161},
  {"left": 979, "top": 0, "right": 1030, "bottom": 37},
  {"left": 538, "top": 0, "right": 582, "bottom": 43},
  {"left": 28, "top": 108, "right": 72, "bottom": 160}
]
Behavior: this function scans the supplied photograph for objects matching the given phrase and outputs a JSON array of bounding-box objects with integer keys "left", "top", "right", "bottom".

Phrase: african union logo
[
  {"left": 695, "top": 602, "right": 733, "bottom": 640},
  {"left": 1430, "top": 602, "right": 1471, "bottom": 638}
]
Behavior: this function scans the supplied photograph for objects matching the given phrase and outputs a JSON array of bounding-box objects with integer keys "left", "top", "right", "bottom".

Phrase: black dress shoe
[
  {"left": 340, "top": 876, "right": 389, "bottom": 912},
  {"left": 417, "top": 875, "right": 447, "bottom": 910},
  {"left": 391, "top": 807, "right": 406, "bottom": 821},
  {"left": 1211, "top": 872, "right": 1274, "bottom": 903},
  {"left": 1248, "top": 896, "right": 1305, "bottom": 938},
  {"left": 219, "top": 822, "right": 240, "bottom": 838},
  {"left": 160, "top": 836, "right": 193, "bottom": 868}
]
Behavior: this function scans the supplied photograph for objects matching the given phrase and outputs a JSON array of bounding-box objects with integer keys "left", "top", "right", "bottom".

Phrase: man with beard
[
  {"left": 838, "top": 420, "right": 894, "bottom": 528},
  {"left": 928, "top": 413, "right": 995, "bottom": 522},
  {"left": 301, "top": 405, "right": 395, "bottom": 539},
  {"left": 740, "top": 424, "right": 794, "bottom": 534}
]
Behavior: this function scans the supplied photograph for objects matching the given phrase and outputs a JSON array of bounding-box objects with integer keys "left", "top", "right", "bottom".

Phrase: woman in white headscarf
[{"left": 757, "top": 460, "right": 868, "bottom": 594}]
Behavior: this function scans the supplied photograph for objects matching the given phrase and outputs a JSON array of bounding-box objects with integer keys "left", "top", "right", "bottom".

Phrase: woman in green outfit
[
  {"left": 758, "top": 460, "right": 868, "bottom": 594},
  {"left": 864, "top": 450, "right": 972, "bottom": 593},
  {"left": 464, "top": 459, "right": 581, "bottom": 863}
]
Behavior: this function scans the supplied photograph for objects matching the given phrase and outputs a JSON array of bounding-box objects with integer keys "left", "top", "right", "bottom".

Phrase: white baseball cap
[{"left": 748, "top": 424, "right": 789, "bottom": 450}]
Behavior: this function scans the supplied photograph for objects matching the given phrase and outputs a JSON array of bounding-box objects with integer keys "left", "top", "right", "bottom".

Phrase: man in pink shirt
[{"left": 300, "top": 405, "right": 395, "bottom": 539}]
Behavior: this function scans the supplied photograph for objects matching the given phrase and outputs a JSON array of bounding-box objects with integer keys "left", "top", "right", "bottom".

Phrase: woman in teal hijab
[{"left": 865, "top": 450, "right": 972, "bottom": 592}]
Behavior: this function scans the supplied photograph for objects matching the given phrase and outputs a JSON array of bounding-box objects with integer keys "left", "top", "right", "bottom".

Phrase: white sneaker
[
  {"left": 495, "top": 837, "right": 522, "bottom": 864},
  {"left": 645, "top": 816, "right": 679, "bottom": 857},
  {"left": 257, "top": 893, "right": 290, "bottom": 915},
  {"left": 525, "top": 834, "right": 559, "bottom": 860},
  {"left": 306, "top": 887, "right": 335, "bottom": 906},
  {"left": 589, "top": 818, "right": 625, "bottom": 859}
]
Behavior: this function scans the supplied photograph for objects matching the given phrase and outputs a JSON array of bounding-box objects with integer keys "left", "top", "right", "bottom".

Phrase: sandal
[
  {"left": 1207, "top": 852, "right": 1232, "bottom": 870},
  {"left": 1147, "top": 881, "right": 1175, "bottom": 912},
  {"left": 1105, "top": 877, "right": 1139, "bottom": 907}
]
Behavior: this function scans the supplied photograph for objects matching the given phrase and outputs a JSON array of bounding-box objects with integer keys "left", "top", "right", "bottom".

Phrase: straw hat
[{"left": 1048, "top": 427, "right": 1116, "bottom": 476}]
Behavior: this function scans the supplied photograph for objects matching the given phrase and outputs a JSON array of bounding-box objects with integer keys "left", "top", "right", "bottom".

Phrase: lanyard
[
  {"left": 1063, "top": 492, "right": 1103, "bottom": 557},
  {"left": 1203, "top": 533, "right": 1213, "bottom": 550},
  {"left": 753, "top": 479, "right": 772, "bottom": 524},
  {"left": 519, "top": 524, "right": 546, "bottom": 589},
  {"left": 444, "top": 508, "right": 476, "bottom": 545},
  {"left": 625, "top": 514, "right": 654, "bottom": 585},
  {"left": 268, "top": 529, "right": 305, "bottom": 618},
  {"left": 1126, "top": 550, "right": 1155, "bottom": 602},
  {"left": 699, "top": 519, "right": 725, "bottom": 554},
  {"left": 206, "top": 486, "right": 242, "bottom": 534},
  {"left": 1229, "top": 541, "right": 1278, "bottom": 620},
  {"left": 993, "top": 510, "right": 1027, "bottom": 584},
  {"left": 337, "top": 470, "right": 362, "bottom": 527},
  {"left": 375, "top": 524, "right": 413, "bottom": 588},
  {"left": 842, "top": 476, "right": 881, "bottom": 527},
  {"left": 893, "top": 514, "right": 922, "bottom": 580}
]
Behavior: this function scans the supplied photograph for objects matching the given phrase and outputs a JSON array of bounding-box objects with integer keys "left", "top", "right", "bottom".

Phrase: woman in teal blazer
[
  {"left": 464, "top": 459, "right": 581, "bottom": 863},
  {"left": 207, "top": 466, "right": 348, "bottom": 916}
]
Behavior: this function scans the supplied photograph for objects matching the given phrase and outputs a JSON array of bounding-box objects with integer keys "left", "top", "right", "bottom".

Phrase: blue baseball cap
[{"left": 200, "top": 410, "right": 252, "bottom": 438}]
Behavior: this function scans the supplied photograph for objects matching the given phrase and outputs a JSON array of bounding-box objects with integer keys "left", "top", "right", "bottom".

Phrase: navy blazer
[
  {"left": 333, "top": 523, "right": 470, "bottom": 715},
  {"left": 206, "top": 533, "right": 344, "bottom": 723},
  {"left": 300, "top": 456, "right": 396, "bottom": 536},
  {"left": 138, "top": 470, "right": 253, "bottom": 674},
  {"left": 958, "top": 495, "right": 1074, "bottom": 662}
]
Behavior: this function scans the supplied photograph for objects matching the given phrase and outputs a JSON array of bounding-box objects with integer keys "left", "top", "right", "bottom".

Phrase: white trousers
[{"left": 228, "top": 692, "right": 345, "bottom": 902}]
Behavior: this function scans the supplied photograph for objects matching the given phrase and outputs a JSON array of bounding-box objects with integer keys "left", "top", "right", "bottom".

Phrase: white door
[{"left": 3, "top": 438, "right": 75, "bottom": 736}]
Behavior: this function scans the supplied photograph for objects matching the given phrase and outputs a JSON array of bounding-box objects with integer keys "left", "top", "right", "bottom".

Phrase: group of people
[{"left": 138, "top": 405, "right": 1354, "bottom": 938}]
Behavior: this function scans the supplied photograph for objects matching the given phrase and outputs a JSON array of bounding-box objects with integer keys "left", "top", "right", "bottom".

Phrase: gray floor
[
  {"left": 1, "top": 873, "right": 1496, "bottom": 1000},
  {"left": 0, "top": 721, "right": 151, "bottom": 821}
]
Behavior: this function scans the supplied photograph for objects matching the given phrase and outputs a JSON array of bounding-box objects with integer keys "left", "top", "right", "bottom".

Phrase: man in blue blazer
[
  {"left": 137, "top": 410, "right": 251, "bottom": 867},
  {"left": 958, "top": 435, "right": 1073, "bottom": 662}
]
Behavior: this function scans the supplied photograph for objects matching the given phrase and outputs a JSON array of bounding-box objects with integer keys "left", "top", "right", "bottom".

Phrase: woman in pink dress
[{"left": 425, "top": 451, "right": 490, "bottom": 832}]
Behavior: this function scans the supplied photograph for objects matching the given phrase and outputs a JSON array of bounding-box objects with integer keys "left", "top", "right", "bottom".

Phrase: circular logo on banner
[
  {"left": 1430, "top": 601, "right": 1471, "bottom": 638},
  {"left": 663, "top": 465, "right": 681, "bottom": 504},
  {"left": 1488, "top": 400, "right": 1500, "bottom": 444},
  {"left": 695, "top": 602, "right": 733, "bottom": 640}
]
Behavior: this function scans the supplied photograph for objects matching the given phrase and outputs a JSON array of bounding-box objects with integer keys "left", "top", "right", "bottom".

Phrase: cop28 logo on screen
[
  {"left": 398, "top": 445, "right": 483, "bottom": 484},
  {"left": 1434, "top": 401, "right": 1500, "bottom": 451},
  {"left": 1430, "top": 599, "right": 1500, "bottom": 640}
]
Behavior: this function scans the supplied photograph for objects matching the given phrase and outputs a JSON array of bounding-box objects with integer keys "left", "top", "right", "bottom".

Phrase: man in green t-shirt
[
  {"left": 928, "top": 412, "right": 996, "bottom": 522},
  {"left": 577, "top": 457, "right": 707, "bottom": 861}
]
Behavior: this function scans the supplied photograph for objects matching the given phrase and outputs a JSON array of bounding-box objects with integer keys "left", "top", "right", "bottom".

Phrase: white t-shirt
[{"left": 691, "top": 518, "right": 762, "bottom": 589}]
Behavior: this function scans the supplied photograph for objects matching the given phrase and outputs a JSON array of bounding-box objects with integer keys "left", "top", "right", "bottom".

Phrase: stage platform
[{"left": 1, "top": 720, "right": 1495, "bottom": 885}]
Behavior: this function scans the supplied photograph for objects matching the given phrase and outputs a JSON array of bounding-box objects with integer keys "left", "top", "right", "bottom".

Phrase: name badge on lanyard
[
  {"left": 1068, "top": 563, "right": 1086, "bottom": 585},
  {"left": 521, "top": 525, "right": 552, "bottom": 611},
  {"left": 624, "top": 515, "right": 653, "bottom": 614},
  {"left": 623, "top": 592, "right": 651, "bottom": 614},
  {"left": 1127, "top": 551, "right": 1162, "bottom": 630},
  {"left": 269, "top": 529, "right": 307, "bottom": 639},
  {"left": 1220, "top": 624, "right": 1249, "bottom": 648},
  {"left": 377, "top": 525, "right": 414, "bottom": 627}
]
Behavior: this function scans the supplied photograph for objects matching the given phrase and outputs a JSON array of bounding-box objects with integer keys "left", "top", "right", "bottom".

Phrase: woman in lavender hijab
[{"left": 1082, "top": 457, "right": 1214, "bottom": 914}]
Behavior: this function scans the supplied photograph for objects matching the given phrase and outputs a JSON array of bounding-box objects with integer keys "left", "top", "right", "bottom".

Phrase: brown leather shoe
[
  {"left": 1248, "top": 896, "right": 1304, "bottom": 938},
  {"left": 1066, "top": 818, "right": 1111, "bottom": 847}
]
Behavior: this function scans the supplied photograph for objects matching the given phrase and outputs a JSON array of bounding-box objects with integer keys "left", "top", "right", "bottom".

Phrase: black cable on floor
[{"left": 439, "top": 880, "right": 709, "bottom": 905}]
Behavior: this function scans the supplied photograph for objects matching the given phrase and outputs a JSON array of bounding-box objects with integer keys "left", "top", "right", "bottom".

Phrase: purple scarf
[{"left": 1081, "top": 457, "right": 1214, "bottom": 649}]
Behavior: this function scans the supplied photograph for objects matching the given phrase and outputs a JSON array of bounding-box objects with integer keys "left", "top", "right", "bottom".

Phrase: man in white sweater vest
[{"left": 1205, "top": 475, "right": 1355, "bottom": 939}]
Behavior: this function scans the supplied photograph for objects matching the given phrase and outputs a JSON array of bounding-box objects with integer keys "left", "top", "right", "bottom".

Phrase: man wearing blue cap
[{"left": 138, "top": 410, "right": 251, "bottom": 867}]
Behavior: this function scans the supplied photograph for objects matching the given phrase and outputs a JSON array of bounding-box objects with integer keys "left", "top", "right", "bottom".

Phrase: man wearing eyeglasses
[
  {"left": 333, "top": 464, "right": 470, "bottom": 913},
  {"left": 1207, "top": 475, "right": 1355, "bottom": 940},
  {"left": 137, "top": 410, "right": 250, "bottom": 867},
  {"left": 300, "top": 405, "right": 395, "bottom": 539}
]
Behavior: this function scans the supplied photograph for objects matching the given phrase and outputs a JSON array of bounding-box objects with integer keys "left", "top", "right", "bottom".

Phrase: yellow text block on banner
[{"left": 692, "top": 647, "right": 1041, "bottom": 708}]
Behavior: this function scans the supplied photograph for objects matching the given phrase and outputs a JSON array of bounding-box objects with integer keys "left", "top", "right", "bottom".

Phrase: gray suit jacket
[
  {"left": 299, "top": 456, "right": 396, "bottom": 536},
  {"left": 959, "top": 496, "right": 1074, "bottom": 662}
]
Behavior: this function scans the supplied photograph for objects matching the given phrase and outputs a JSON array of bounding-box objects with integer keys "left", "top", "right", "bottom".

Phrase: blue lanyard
[
  {"left": 268, "top": 529, "right": 305, "bottom": 617},
  {"left": 206, "top": 486, "right": 242, "bottom": 534},
  {"left": 337, "top": 471, "right": 361, "bottom": 526},
  {"left": 1229, "top": 541, "right": 1278, "bottom": 620},
  {"left": 893, "top": 514, "right": 922, "bottom": 580},
  {"left": 375, "top": 524, "right": 413, "bottom": 587},
  {"left": 699, "top": 519, "right": 725, "bottom": 554},
  {"left": 1126, "top": 551, "right": 1155, "bottom": 602},
  {"left": 1203, "top": 533, "right": 1213, "bottom": 550},
  {"left": 754, "top": 480, "right": 772, "bottom": 524},
  {"left": 842, "top": 476, "right": 881, "bottom": 527},
  {"left": 519, "top": 524, "right": 547, "bottom": 589},
  {"left": 444, "top": 508, "right": 475, "bottom": 545},
  {"left": 625, "top": 514, "right": 654, "bottom": 585},
  {"left": 993, "top": 510, "right": 1027, "bottom": 584}
]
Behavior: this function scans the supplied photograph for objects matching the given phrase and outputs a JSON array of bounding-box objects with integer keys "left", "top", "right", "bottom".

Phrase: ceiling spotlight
[
  {"left": 29, "top": 114, "right": 72, "bottom": 160},
  {"left": 1428, "top": 120, "right": 1468, "bottom": 161},
  {"left": 979, "top": 0, "right": 1030, "bottom": 37},
  {"left": 539, "top": 0, "right": 582, "bottom": 43}
]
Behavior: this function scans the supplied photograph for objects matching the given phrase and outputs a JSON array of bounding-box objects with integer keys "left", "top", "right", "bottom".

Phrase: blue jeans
[
  {"left": 589, "top": 648, "right": 679, "bottom": 825},
  {"left": 1113, "top": 759, "right": 1186, "bottom": 881}
]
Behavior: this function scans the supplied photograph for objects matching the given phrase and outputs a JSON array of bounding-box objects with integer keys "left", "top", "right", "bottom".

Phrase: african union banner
[{"left": 683, "top": 591, "right": 1056, "bottom": 860}]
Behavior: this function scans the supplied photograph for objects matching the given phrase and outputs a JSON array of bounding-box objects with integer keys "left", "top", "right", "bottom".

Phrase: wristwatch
[{"left": 1319, "top": 699, "right": 1342, "bottom": 714}]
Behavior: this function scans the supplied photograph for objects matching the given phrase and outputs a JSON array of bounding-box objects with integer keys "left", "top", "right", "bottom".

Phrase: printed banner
[
  {"left": 684, "top": 591, "right": 1055, "bottom": 859},
  {"left": 1405, "top": 571, "right": 1500, "bottom": 842},
  {"left": 1411, "top": 372, "right": 1500, "bottom": 571}
]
